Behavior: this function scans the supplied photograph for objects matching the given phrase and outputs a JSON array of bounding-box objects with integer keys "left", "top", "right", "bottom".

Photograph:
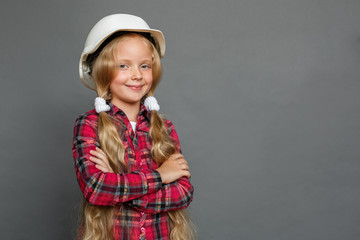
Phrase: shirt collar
[{"left": 107, "top": 101, "right": 151, "bottom": 121}]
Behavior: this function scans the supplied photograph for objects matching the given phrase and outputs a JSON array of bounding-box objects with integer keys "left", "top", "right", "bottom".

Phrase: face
[{"left": 109, "top": 35, "right": 153, "bottom": 108}]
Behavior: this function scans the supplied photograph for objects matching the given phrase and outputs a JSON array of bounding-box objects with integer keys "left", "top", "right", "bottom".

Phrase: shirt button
[{"left": 141, "top": 227, "right": 145, "bottom": 232}]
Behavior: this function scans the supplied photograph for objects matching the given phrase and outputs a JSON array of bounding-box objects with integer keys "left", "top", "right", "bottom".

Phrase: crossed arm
[{"left": 72, "top": 115, "right": 193, "bottom": 212}]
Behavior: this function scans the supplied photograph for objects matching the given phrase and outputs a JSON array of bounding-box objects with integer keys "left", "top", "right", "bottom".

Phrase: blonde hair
[{"left": 80, "top": 33, "right": 195, "bottom": 240}]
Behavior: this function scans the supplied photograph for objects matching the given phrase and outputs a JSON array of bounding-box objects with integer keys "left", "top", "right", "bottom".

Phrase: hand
[
  {"left": 156, "top": 153, "right": 191, "bottom": 184},
  {"left": 89, "top": 147, "right": 114, "bottom": 173}
]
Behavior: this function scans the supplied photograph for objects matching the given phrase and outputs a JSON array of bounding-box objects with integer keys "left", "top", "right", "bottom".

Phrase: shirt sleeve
[
  {"left": 126, "top": 120, "right": 194, "bottom": 213},
  {"left": 72, "top": 114, "right": 163, "bottom": 206}
]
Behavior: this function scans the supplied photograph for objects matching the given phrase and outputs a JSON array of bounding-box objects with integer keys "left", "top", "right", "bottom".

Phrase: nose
[{"left": 131, "top": 67, "right": 142, "bottom": 80}]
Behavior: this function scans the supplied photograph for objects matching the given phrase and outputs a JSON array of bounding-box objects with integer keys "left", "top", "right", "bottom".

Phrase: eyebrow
[{"left": 117, "top": 59, "right": 152, "bottom": 63}]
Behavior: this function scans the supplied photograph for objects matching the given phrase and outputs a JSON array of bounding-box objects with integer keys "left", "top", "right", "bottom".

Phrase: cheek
[
  {"left": 109, "top": 81, "right": 116, "bottom": 91},
  {"left": 146, "top": 79, "right": 153, "bottom": 91},
  {"left": 109, "top": 80, "right": 123, "bottom": 94},
  {"left": 111, "top": 71, "right": 128, "bottom": 84},
  {"left": 110, "top": 76, "right": 125, "bottom": 87},
  {"left": 145, "top": 72, "right": 153, "bottom": 85},
  {"left": 147, "top": 77, "right": 153, "bottom": 85}
]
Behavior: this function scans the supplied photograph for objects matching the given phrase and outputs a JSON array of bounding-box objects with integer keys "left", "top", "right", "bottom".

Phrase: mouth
[{"left": 126, "top": 85, "right": 143, "bottom": 90}]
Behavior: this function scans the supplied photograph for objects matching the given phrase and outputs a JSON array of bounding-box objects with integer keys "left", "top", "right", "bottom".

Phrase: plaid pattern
[{"left": 72, "top": 102, "right": 194, "bottom": 240}]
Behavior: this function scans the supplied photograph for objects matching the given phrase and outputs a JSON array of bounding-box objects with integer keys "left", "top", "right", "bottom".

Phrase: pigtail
[
  {"left": 149, "top": 110, "right": 177, "bottom": 164},
  {"left": 168, "top": 210, "right": 196, "bottom": 240},
  {"left": 80, "top": 199, "right": 115, "bottom": 240},
  {"left": 98, "top": 111, "right": 127, "bottom": 172},
  {"left": 148, "top": 110, "right": 196, "bottom": 240},
  {"left": 148, "top": 38, "right": 196, "bottom": 239},
  {"left": 80, "top": 36, "right": 128, "bottom": 240},
  {"left": 81, "top": 110, "right": 127, "bottom": 240}
]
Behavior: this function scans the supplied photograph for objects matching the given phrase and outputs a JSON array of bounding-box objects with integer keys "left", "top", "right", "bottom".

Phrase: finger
[
  {"left": 90, "top": 149, "right": 108, "bottom": 162},
  {"left": 182, "top": 170, "right": 191, "bottom": 178},
  {"left": 171, "top": 153, "right": 183, "bottom": 158},
  {"left": 180, "top": 164, "right": 189, "bottom": 171},
  {"left": 89, "top": 156, "right": 107, "bottom": 166},
  {"left": 90, "top": 150, "right": 101, "bottom": 158},
  {"left": 95, "top": 147, "right": 107, "bottom": 159},
  {"left": 169, "top": 153, "right": 183, "bottom": 161},
  {"left": 90, "top": 149, "right": 104, "bottom": 159},
  {"left": 174, "top": 154, "right": 184, "bottom": 160},
  {"left": 95, "top": 164, "right": 110, "bottom": 173},
  {"left": 177, "top": 159, "right": 187, "bottom": 165}
]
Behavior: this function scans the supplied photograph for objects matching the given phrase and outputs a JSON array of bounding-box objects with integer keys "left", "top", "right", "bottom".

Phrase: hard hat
[{"left": 79, "top": 14, "right": 166, "bottom": 90}]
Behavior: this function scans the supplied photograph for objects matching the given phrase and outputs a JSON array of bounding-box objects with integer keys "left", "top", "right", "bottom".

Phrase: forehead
[{"left": 114, "top": 35, "right": 153, "bottom": 59}]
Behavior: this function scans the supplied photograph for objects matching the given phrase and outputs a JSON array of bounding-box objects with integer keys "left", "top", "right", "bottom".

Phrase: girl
[{"left": 72, "top": 14, "right": 195, "bottom": 240}]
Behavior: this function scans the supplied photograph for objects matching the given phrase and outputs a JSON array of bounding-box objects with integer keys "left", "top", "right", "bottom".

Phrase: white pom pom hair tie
[
  {"left": 144, "top": 96, "right": 160, "bottom": 111},
  {"left": 95, "top": 97, "right": 110, "bottom": 113}
]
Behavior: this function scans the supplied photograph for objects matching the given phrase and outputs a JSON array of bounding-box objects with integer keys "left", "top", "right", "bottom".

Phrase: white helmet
[{"left": 79, "top": 14, "right": 166, "bottom": 90}]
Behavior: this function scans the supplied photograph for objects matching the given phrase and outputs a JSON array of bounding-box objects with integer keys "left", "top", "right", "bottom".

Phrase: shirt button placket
[
  {"left": 139, "top": 212, "right": 146, "bottom": 239},
  {"left": 139, "top": 226, "right": 146, "bottom": 240}
]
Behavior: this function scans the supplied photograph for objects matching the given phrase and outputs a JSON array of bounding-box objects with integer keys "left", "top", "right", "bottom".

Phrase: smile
[{"left": 126, "top": 85, "right": 143, "bottom": 90}]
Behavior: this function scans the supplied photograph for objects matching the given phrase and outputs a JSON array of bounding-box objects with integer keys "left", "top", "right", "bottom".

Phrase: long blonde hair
[{"left": 80, "top": 33, "right": 195, "bottom": 240}]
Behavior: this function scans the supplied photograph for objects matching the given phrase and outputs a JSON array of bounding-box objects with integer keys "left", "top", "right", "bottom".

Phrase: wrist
[{"left": 155, "top": 169, "right": 164, "bottom": 183}]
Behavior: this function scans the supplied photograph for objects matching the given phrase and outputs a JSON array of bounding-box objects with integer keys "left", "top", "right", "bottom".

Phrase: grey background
[{"left": 1, "top": 0, "right": 360, "bottom": 239}]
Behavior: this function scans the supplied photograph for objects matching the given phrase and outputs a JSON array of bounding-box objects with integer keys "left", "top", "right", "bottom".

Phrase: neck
[{"left": 111, "top": 100, "right": 140, "bottom": 122}]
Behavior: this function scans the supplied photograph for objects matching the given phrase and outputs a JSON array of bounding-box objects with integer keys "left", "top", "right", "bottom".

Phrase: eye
[
  {"left": 119, "top": 64, "right": 128, "bottom": 69},
  {"left": 141, "top": 64, "right": 151, "bottom": 69}
]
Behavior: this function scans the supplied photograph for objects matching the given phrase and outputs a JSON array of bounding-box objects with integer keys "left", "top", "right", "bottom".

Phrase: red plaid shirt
[{"left": 72, "top": 102, "right": 193, "bottom": 240}]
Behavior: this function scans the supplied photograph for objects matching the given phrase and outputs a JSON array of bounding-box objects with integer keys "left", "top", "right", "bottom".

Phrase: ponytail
[
  {"left": 149, "top": 110, "right": 196, "bottom": 240},
  {"left": 80, "top": 35, "right": 128, "bottom": 239}
]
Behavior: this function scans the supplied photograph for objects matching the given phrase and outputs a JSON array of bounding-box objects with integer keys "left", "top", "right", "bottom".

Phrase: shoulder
[
  {"left": 73, "top": 109, "right": 99, "bottom": 132},
  {"left": 161, "top": 118, "right": 182, "bottom": 149},
  {"left": 72, "top": 109, "right": 100, "bottom": 146},
  {"left": 162, "top": 118, "right": 176, "bottom": 133},
  {"left": 161, "top": 118, "right": 181, "bottom": 138}
]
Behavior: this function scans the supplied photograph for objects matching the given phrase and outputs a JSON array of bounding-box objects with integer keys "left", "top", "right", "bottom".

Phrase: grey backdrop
[{"left": 1, "top": 0, "right": 360, "bottom": 239}]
